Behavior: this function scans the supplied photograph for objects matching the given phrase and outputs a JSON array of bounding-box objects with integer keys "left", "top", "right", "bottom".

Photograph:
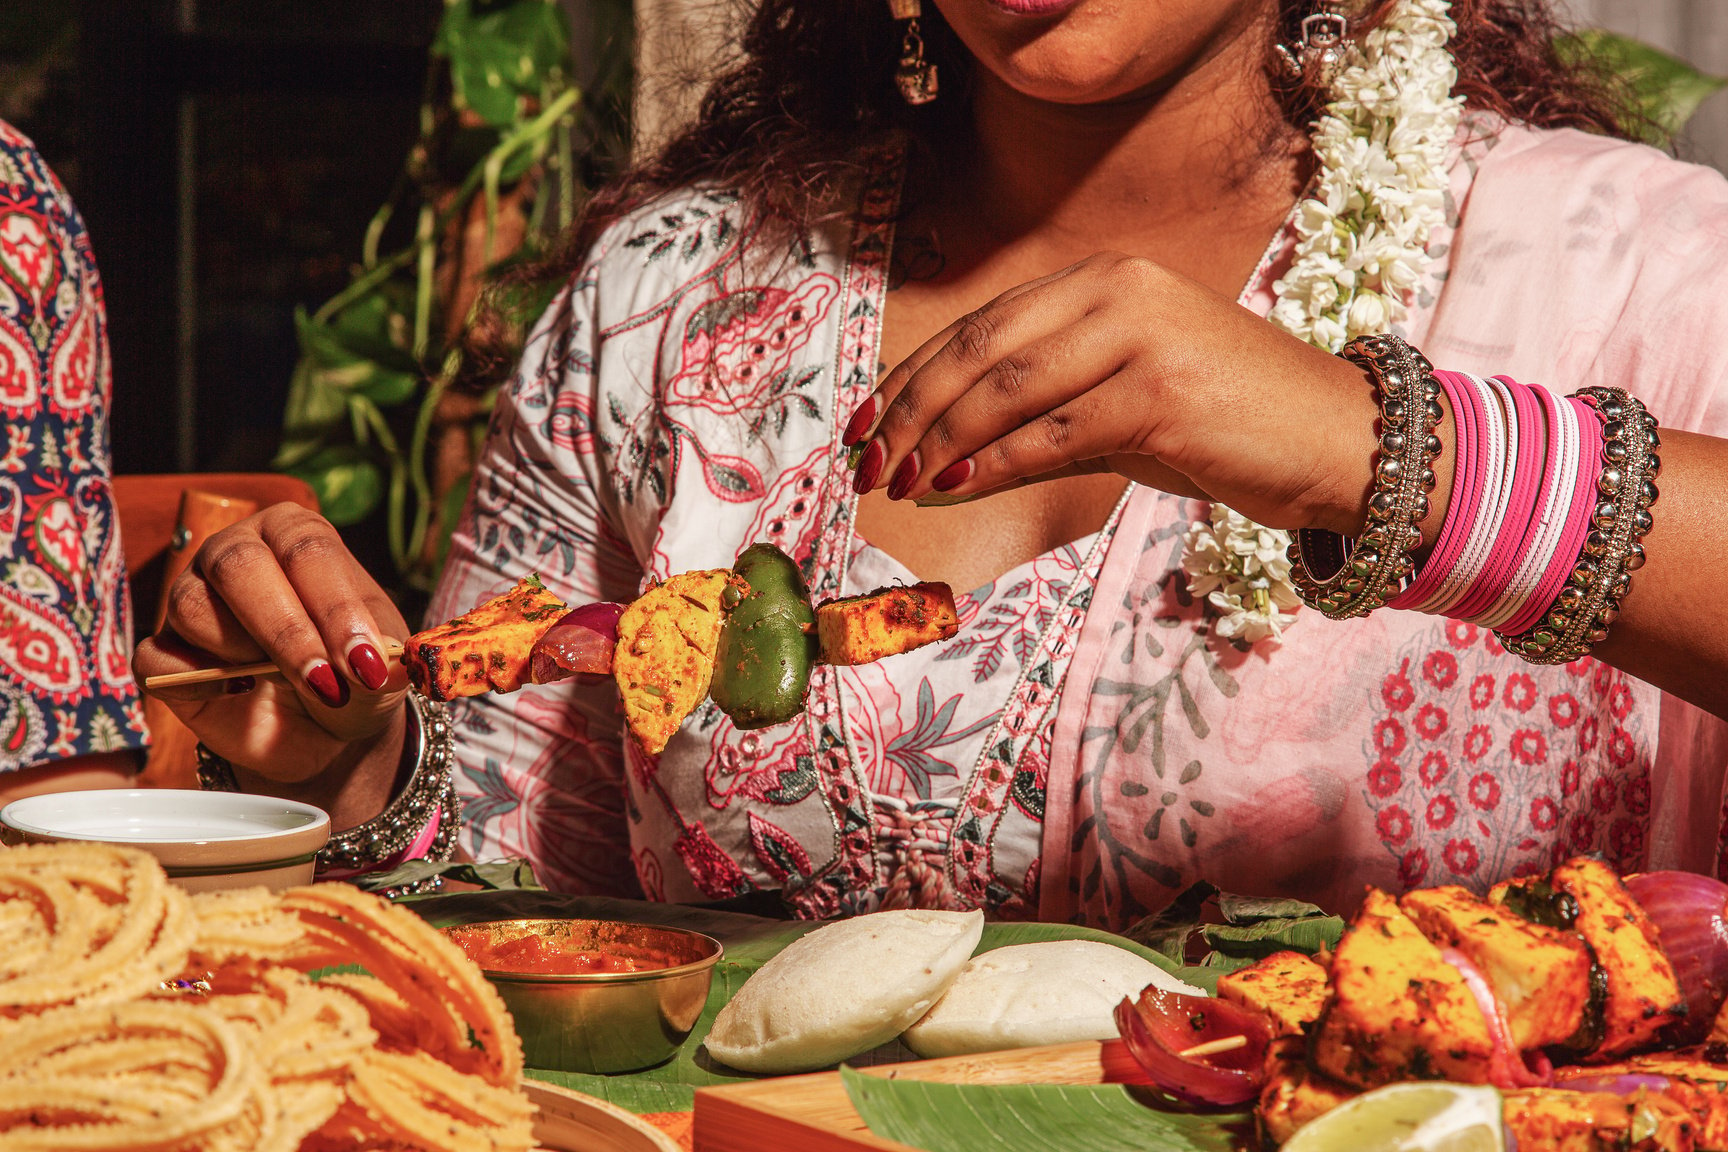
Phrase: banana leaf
[
  {"left": 840, "top": 1068, "right": 1254, "bottom": 1152},
  {"left": 406, "top": 890, "right": 1213, "bottom": 1114}
]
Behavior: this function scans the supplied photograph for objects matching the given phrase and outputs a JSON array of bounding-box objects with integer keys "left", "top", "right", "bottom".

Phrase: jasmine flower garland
[{"left": 1181, "top": 0, "right": 1465, "bottom": 646}]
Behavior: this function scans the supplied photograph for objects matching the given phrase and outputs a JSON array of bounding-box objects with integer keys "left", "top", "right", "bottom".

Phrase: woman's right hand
[{"left": 132, "top": 503, "right": 411, "bottom": 786}]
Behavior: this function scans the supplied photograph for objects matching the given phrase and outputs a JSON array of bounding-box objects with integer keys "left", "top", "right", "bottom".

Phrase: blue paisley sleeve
[{"left": 0, "top": 121, "right": 147, "bottom": 772}]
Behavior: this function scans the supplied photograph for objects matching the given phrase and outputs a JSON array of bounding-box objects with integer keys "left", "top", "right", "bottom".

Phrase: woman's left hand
[{"left": 847, "top": 252, "right": 1386, "bottom": 535}]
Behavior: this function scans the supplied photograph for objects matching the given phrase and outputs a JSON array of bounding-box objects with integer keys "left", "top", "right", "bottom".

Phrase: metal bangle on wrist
[
  {"left": 1289, "top": 334, "right": 1444, "bottom": 620},
  {"left": 194, "top": 689, "right": 460, "bottom": 882},
  {"left": 1500, "top": 386, "right": 1659, "bottom": 665}
]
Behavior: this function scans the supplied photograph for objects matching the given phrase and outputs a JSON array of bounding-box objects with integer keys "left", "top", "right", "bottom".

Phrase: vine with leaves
[{"left": 275, "top": 0, "right": 630, "bottom": 591}]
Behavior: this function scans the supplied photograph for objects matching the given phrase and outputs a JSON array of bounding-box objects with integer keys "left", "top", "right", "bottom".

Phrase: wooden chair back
[{"left": 113, "top": 473, "right": 320, "bottom": 788}]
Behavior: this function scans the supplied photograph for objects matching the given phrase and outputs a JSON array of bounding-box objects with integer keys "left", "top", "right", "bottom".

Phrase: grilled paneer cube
[
  {"left": 1607, "top": 1053, "right": 1728, "bottom": 1150},
  {"left": 1549, "top": 857, "right": 1685, "bottom": 1058},
  {"left": 1505, "top": 1089, "right": 1697, "bottom": 1152},
  {"left": 613, "top": 569, "right": 737, "bottom": 755},
  {"left": 815, "top": 582, "right": 958, "bottom": 666},
  {"left": 1257, "top": 1036, "right": 1358, "bottom": 1147},
  {"left": 1312, "top": 888, "right": 1497, "bottom": 1088},
  {"left": 1217, "top": 951, "right": 1330, "bottom": 1038},
  {"left": 1401, "top": 884, "right": 1594, "bottom": 1050},
  {"left": 404, "top": 574, "right": 567, "bottom": 701}
]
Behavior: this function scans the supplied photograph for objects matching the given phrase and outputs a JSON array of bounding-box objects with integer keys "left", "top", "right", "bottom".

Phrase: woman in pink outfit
[{"left": 138, "top": 0, "right": 1728, "bottom": 925}]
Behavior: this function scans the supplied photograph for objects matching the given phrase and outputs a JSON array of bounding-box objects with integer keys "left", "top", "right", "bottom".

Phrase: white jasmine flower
[
  {"left": 1182, "top": 507, "right": 1303, "bottom": 648},
  {"left": 1180, "top": 0, "right": 1461, "bottom": 646}
]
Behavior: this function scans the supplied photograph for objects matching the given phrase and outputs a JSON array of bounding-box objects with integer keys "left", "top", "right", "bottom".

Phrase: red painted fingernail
[
  {"left": 886, "top": 451, "right": 921, "bottom": 501},
  {"left": 932, "top": 458, "right": 974, "bottom": 492},
  {"left": 224, "top": 675, "right": 255, "bottom": 695},
  {"left": 842, "top": 393, "right": 880, "bottom": 447},
  {"left": 348, "top": 642, "right": 389, "bottom": 692},
  {"left": 306, "top": 661, "right": 349, "bottom": 708},
  {"left": 852, "top": 440, "right": 886, "bottom": 494}
]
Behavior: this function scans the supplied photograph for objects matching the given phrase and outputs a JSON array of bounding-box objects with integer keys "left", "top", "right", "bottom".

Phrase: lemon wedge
[{"left": 1282, "top": 1083, "right": 1504, "bottom": 1152}]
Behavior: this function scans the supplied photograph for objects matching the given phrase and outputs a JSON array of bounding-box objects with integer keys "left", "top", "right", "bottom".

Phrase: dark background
[{"left": 1, "top": 0, "right": 444, "bottom": 476}]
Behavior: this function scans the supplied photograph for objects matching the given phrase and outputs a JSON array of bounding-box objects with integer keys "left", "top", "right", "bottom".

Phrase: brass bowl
[{"left": 445, "top": 918, "right": 723, "bottom": 1075}]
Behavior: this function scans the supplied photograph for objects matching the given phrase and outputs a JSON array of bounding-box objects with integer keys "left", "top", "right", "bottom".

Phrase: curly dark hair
[{"left": 462, "top": 0, "right": 1635, "bottom": 388}]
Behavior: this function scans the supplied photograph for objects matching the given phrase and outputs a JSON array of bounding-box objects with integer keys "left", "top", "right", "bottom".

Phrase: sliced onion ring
[
  {"left": 1440, "top": 947, "right": 1552, "bottom": 1089},
  {"left": 530, "top": 602, "right": 626, "bottom": 684},
  {"left": 1113, "top": 985, "right": 1272, "bottom": 1107},
  {"left": 1626, "top": 870, "right": 1728, "bottom": 1044}
]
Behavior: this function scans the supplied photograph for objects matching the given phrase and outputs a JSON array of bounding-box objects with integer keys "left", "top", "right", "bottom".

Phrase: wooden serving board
[
  {"left": 527, "top": 1078, "right": 683, "bottom": 1152},
  {"left": 691, "top": 1039, "right": 1146, "bottom": 1152}
]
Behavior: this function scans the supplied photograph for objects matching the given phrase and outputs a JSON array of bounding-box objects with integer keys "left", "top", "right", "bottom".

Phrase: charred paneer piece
[
  {"left": 1312, "top": 888, "right": 1498, "bottom": 1089},
  {"left": 1257, "top": 1036, "right": 1357, "bottom": 1147},
  {"left": 613, "top": 569, "right": 738, "bottom": 755},
  {"left": 1217, "top": 951, "right": 1330, "bottom": 1038},
  {"left": 404, "top": 574, "right": 567, "bottom": 701},
  {"left": 1401, "top": 884, "right": 1594, "bottom": 1050},
  {"left": 815, "top": 582, "right": 959, "bottom": 666},
  {"left": 1542, "top": 857, "right": 1685, "bottom": 1059},
  {"left": 1505, "top": 1089, "right": 1697, "bottom": 1152},
  {"left": 1606, "top": 1053, "right": 1728, "bottom": 1150}
]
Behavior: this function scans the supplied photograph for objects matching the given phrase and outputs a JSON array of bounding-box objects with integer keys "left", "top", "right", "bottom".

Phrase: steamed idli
[
  {"left": 704, "top": 908, "right": 983, "bottom": 1073},
  {"left": 901, "top": 939, "right": 1206, "bottom": 1058}
]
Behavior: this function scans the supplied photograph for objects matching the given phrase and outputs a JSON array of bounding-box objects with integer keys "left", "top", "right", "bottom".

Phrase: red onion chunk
[
  {"left": 1553, "top": 1070, "right": 1674, "bottom": 1096},
  {"left": 1440, "top": 948, "right": 1552, "bottom": 1089},
  {"left": 530, "top": 602, "right": 626, "bottom": 684},
  {"left": 1627, "top": 871, "right": 1728, "bottom": 1043},
  {"left": 1113, "top": 986, "right": 1272, "bottom": 1107}
]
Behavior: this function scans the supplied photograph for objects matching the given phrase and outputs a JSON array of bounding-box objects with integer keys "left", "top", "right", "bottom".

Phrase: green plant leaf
[
  {"left": 287, "top": 445, "right": 385, "bottom": 526},
  {"left": 295, "top": 309, "right": 422, "bottom": 407},
  {"left": 841, "top": 1068, "right": 1253, "bottom": 1152},
  {"left": 405, "top": 891, "right": 1212, "bottom": 1113},
  {"left": 373, "top": 859, "right": 544, "bottom": 895},
  {"left": 434, "top": 0, "right": 571, "bottom": 129},
  {"left": 1558, "top": 29, "right": 1728, "bottom": 142},
  {"left": 1122, "top": 884, "right": 1341, "bottom": 977}
]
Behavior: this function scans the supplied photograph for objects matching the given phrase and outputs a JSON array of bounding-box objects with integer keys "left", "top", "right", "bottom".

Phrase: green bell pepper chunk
[{"left": 710, "top": 543, "right": 817, "bottom": 730}]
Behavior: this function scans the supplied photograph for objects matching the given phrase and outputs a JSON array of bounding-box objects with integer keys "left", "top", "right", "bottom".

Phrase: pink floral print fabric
[{"left": 435, "top": 123, "right": 1728, "bottom": 925}]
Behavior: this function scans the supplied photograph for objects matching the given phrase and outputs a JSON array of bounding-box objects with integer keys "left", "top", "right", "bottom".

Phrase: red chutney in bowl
[{"left": 445, "top": 925, "right": 675, "bottom": 976}]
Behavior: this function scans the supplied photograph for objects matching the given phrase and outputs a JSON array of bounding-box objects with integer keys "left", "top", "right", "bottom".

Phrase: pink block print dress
[{"left": 430, "top": 121, "right": 1728, "bottom": 926}]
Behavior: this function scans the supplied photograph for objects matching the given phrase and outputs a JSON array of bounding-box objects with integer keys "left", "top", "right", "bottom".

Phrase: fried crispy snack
[
  {"left": 0, "top": 845, "right": 537, "bottom": 1152},
  {"left": 1312, "top": 887, "right": 1497, "bottom": 1088},
  {"left": 0, "top": 842, "right": 193, "bottom": 1018},
  {"left": 816, "top": 581, "right": 959, "bottom": 666},
  {"left": 274, "top": 883, "right": 524, "bottom": 1087},
  {"left": 404, "top": 574, "right": 567, "bottom": 701},
  {"left": 613, "top": 568, "right": 737, "bottom": 754}
]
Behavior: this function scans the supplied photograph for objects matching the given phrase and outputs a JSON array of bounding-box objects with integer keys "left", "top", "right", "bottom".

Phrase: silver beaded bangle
[
  {"left": 1289, "top": 334, "right": 1444, "bottom": 620},
  {"left": 194, "top": 690, "right": 460, "bottom": 891},
  {"left": 1500, "top": 386, "right": 1660, "bottom": 665},
  {"left": 317, "top": 690, "right": 459, "bottom": 876}
]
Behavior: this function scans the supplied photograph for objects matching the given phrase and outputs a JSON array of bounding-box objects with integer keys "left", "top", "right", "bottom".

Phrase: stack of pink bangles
[{"left": 1291, "top": 335, "right": 1661, "bottom": 666}]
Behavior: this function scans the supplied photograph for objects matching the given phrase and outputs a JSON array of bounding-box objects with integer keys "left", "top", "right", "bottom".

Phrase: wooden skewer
[
  {"left": 1177, "top": 1035, "right": 1249, "bottom": 1059},
  {"left": 143, "top": 639, "right": 406, "bottom": 691}
]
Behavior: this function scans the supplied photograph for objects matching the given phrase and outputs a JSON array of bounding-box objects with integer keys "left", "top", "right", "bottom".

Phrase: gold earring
[{"left": 889, "top": 0, "right": 939, "bottom": 106}]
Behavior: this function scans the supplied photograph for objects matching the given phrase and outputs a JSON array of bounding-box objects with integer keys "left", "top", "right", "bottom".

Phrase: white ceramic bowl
[{"left": 0, "top": 789, "right": 330, "bottom": 893}]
